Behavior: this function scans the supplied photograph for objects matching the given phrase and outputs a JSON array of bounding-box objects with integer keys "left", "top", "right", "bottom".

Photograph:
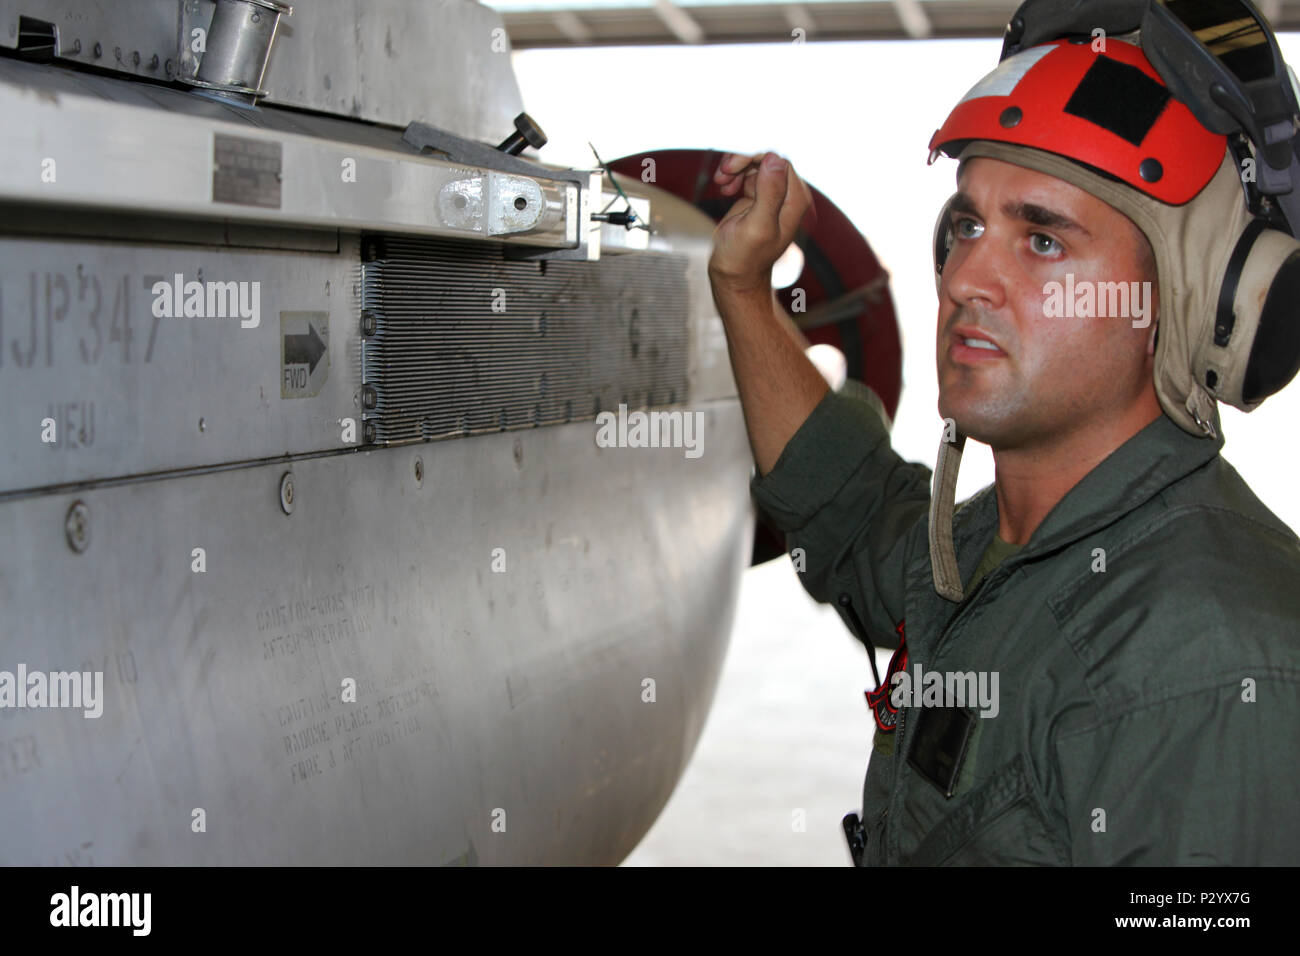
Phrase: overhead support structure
[
  {"left": 893, "top": 0, "right": 932, "bottom": 38},
  {"left": 653, "top": 0, "right": 706, "bottom": 44},
  {"left": 486, "top": 1, "right": 1300, "bottom": 48}
]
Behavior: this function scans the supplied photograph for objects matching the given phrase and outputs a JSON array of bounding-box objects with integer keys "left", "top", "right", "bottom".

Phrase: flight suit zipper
[
  {"left": 841, "top": 557, "right": 1017, "bottom": 863},
  {"left": 883, "top": 562, "right": 1012, "bottom": 861}
]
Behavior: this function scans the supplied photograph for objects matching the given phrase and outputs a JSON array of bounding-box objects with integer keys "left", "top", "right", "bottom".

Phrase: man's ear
[{"left": 1147, "top": 320, "right": 1159, "bottom": 357}]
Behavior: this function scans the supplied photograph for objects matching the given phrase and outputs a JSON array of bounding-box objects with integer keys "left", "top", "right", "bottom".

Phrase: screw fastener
[
  {"left": 65, "top": 501, "right": 90, "bottom": 553},
  {"left": 279, "top": 473, "right": 295, "bottom": 515}
]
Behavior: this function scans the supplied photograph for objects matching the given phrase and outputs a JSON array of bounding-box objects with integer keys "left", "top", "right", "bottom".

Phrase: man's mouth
[{"left": 948, "top": 327, "right": 1006, "bottom": 363}]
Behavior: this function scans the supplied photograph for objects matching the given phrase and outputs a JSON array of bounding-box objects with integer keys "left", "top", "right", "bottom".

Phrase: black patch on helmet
[{"left": 1063, "top": 56, "right": 1171, "bottom": 146}]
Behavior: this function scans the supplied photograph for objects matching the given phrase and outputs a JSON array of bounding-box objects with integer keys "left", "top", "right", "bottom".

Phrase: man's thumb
[{"left": 753, "top": 154, "right": 789, "bottom": 222}]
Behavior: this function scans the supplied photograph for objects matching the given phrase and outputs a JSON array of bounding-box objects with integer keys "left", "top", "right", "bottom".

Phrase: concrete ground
[{"left": 623, "top": 557, "right": 890, "bottom": 866}]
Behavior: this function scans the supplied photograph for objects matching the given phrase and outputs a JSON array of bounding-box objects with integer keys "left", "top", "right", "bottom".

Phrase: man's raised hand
[{"left": 708, "top": 151, "right": 815, "bottom": 297}]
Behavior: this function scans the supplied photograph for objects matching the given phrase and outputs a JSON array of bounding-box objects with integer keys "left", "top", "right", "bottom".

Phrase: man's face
[{"left": 936, "top": 157, "right": 1159, "bottom": 450}]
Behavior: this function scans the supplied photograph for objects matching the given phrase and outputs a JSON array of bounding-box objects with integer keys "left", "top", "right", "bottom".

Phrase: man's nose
[{"left": 942, "top": 231, "right": 1009, "bottom": 313}]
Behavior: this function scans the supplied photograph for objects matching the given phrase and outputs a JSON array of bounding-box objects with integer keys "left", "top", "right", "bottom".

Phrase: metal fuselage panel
[
  {"left": 0, "top": 22, "right": 754, "bottom": 863},
  {"left": 0, "top": 0, "right": 526, "bottom": 143},
  {"left": 0, "top": 405, "right": 753, "bottom": 865},
  {"left": 0, "top": 235, "right": 363, "bottom": 493}
]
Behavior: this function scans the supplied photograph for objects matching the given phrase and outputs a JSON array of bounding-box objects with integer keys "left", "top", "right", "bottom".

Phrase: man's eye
[
  {"left": 954, "top": 217, "right": 983, "bottom": 239},
  {"left": 1030, "top": 233, "right": 1062, "bottom": 256}
]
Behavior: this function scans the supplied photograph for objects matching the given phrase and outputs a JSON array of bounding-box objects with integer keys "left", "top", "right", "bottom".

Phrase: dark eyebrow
[
  {"left": 949, "top": 192, "right": 979, "bottom": 218},
  {"left": 1002, "top": 200, "right": 1092, "bottom": 239},
  {"left": 948, "top": 192, "right": 1092, "bottom": 239}
]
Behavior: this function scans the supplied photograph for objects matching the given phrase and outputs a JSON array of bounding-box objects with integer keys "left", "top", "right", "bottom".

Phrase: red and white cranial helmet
[{"left": 929, "top": 38, "right": 1225, "bottom": 203}]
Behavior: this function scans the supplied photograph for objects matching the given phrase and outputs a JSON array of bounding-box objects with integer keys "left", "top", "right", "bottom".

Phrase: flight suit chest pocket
[{"left": 905, "top": 753, "right": 1068, "bottom": 866}]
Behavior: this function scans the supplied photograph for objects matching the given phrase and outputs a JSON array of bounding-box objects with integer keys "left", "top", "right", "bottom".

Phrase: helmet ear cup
[
  {"left": 1242, "top": 248, "right": 1300, "bottom": 403},
  {"left": 1202, "top": 222, "right": 1300, "bottom": 411},
  {"left": 934, "top": 193, "right": 959, "bottom": 278}
]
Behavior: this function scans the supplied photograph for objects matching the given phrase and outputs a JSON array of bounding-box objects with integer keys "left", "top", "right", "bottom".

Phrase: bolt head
[{"left": 65, "top": 501, "right": 90, "bottom": 552}]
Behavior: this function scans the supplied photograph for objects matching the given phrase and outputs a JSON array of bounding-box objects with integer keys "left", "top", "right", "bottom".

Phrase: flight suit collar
[
  {"left": 977, "top": 411, "right": 1225, "bottom": 561},
  {"left": 916, "top": 411, "right": 1225, "bottom": 635}
]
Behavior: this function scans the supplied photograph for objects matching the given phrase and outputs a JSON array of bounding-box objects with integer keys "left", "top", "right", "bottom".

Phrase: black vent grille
[{"left": 360, "top": 236, "right": 691, "bottom": 444}]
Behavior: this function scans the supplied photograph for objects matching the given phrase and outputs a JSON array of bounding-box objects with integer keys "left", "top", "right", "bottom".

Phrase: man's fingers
[
  {"left": 801, "top": 176, "right": 818, "bottom": 232},
  {"left": 718, "top": 161, "right": 762, "bottom": 198},
  {"left": 716, "top": 151, "right": 765, "bottom": 178},
  {"left": 717, "top": 151, "right": 812, "bottom": 238},
  {"left": 720, "top": 169, "right": 754, "bottom": 197},
  {"left": 718, "top": 153, "right": 746, "bottom": 175},
  {"left": 751, "top": 154, "right": 790, "bottom": 224},
  {"left": 778, "top": 161, "right": 815, "bottom": 236},
  {"left": 714, "top": 151, "right": 770, "bottom": 193},
  {"left": 710, "top": 151, "right": 816, "bottom": 291}
]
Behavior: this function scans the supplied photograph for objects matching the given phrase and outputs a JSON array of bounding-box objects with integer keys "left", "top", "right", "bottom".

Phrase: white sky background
[{"left": 511, "top": 34, "right": 1300, "bottom": 533}]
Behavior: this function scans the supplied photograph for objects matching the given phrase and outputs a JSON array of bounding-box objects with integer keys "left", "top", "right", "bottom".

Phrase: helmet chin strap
[{"left": 929, "top": 424, "right": 968, "bottom": 603}]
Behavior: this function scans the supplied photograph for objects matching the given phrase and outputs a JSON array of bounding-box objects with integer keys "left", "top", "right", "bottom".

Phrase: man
[{"left": 707, "top": 20, "right": 1300, "bottom": 863}]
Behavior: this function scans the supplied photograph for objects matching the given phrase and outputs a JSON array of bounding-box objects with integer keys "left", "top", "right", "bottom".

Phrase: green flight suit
[{"left": 750, "top": 380, "right": 1300, "bottom": 865}]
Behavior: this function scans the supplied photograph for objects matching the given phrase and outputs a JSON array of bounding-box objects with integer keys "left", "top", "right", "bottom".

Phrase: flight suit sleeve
[
  {"left": 749, "top": 379, "right": 933, "bottom": 650},
  {"left": 1054, "top": 677, "right": 1300, "bottom": 865}
]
